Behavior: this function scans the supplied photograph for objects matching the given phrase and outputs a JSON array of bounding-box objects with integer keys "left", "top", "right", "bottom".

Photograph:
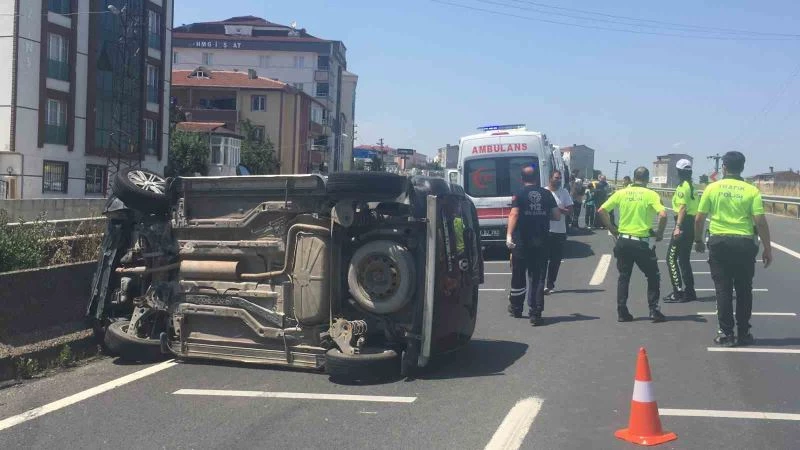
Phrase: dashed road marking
[
  {"left": 660, "top": 408, "right": 800, "bottom": 421},
  {"left": 697, "top": 312, "right": 796, "bottom": 317},
  {"left": 589, "top": 254, "right": 612, "bottom": 286},
  {"left": 694, "top": 288, "right": 768, "bottom": 292},
  {"left": 707, "top": 347, "right": 800, "bottom": 354},
  {"left": 659, "top": 259, "right": 707, "bottom": 263},
  {"left": 0, "top": 360, "right": 178, "bottom": 432},
  {"left": 484, "top": 397, "right": 543, "bottom": 450},
  {"left": 173, "top": 389, "right": 417, "bottom": 403},
  {"left": 480, "top": 288, "right": 508, "bottom": 292}
]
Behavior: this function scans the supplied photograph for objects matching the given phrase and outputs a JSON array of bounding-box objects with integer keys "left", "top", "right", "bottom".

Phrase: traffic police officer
[
  {"left": 695, "top": 151, "right": 773, "bottom": 347},
  {"left": 598, "top": 167, "right": 668, "bottom": 323},
  {"left": 506, "top": 165, "right": 560, "bottom": 326},
  {"left": 664, "top": 159, "right": 700, "bottom": 303}
]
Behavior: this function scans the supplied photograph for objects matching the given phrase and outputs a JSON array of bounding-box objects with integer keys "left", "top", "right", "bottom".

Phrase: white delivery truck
[{"left": 454, "top": 124, "right": 556, "bottom": 247}]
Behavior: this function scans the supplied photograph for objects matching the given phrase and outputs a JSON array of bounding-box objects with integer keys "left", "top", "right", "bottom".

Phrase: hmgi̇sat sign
[{"left": 471, "top": 143, "right": 528, "bottom": 154}]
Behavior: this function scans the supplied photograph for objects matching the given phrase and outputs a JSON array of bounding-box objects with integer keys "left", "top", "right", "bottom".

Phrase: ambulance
[{"left": 454, "top": 124, "right": 556, "bottom": 247}]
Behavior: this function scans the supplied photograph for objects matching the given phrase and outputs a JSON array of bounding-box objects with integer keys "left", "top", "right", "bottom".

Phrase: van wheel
[
  {"left": 112, "top": 168, "right": 169, "bottom": 214},
  {"left": 326, "top": 172, "right": 409, "bottom": 201},
  {"left": 104, "top": 320, "right": 165, "bottom": 362},
  {"left": 348, "top": 240, "right": 415, "bottom": 314},
  {"left": 325, "top": 348, "right": 399, "bottom": 381}
]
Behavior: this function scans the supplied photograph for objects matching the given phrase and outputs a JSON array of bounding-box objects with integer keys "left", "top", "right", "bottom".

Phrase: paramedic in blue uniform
[{"left": 506, "top": 165, "right": 560, "bottom": 326}]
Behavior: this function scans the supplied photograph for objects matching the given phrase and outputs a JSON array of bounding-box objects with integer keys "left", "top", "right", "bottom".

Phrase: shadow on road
[
  {"left": 417, "top": 339, "right": 528, "bottom": 380},
  {"left": 541, "top": 313, "right": 600, "bottom": 326},
  {"left": 552, "top": 288, "right": 605, "bottom": 294},
  {"left": 749, "top": 337, "right": 800, "bottom": 347},
  {"left": 562, "top": 240, "right": 596, "bottom": 259},
  {"left": 633, "top": 314, "right": 708, "bottom": 323}
]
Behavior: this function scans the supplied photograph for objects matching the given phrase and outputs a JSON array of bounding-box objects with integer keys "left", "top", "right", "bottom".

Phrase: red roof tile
[
  {"left": 176, "top": 122, "right": 238, "bottom": 136},
  {"left": 172, "top": 70, "right": 290, "bottom": 90}
]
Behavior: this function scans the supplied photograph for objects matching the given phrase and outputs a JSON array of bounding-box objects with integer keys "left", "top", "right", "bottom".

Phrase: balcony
[
  {"left": 183, "top": 108, "right": 238, "bottom": 124},
  {"left": 309, "top": 121, "right": 324, "bottom": 136},
  {"left": 45, "top": 124, "right": 68, "bottom": 145},
  {"left": 48, "top": 0, "right": 70, "bottom": 15},
  {"left": 314, "top": 70, "right": 329, "bottom": 82},
  {"left": 47, "top": 59, "right": 69, "bottom": 81}
]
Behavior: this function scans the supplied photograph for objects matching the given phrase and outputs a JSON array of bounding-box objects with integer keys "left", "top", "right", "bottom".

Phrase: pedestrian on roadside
[
  {"left": 584, "top": 186, "right": 597, "bottom": 229},
  {"left": 543, "top": 170, "right": 573, "bottom": 294},
  {"left": 622, "top": 176, "right": 632, "bottom": 188},
  {"left": 595, "top": 176, "right": 614, "bottom": 228},
  {"left": 695, "top": 151, "right": 773, "bottom": 347},
  {"left": 570, "top": 178, "right": 586, "bottom": 231},
  {"left": 506, "top": 165, "right": 560, "bottom": 326},
  {"left": 664, "top": 159, "right": 699, "bottom": 303},
  {"left": 598, "top": 167, "right": 668, "bottom": 323}
]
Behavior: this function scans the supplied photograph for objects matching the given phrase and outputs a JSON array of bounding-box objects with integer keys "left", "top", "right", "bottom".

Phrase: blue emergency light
[{"left": 477, "top": 124, "right": 526, "bottom": 131}]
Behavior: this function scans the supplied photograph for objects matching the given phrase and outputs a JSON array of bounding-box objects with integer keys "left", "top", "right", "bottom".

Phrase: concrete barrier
[
  {"left": 0, "top": 262, "right": 95, "bottom": 339},
  {"left": 0, "top": 198, "right": 106, "bottom": 221}
]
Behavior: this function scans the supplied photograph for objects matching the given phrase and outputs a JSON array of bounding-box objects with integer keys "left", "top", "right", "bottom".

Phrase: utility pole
[
  {"left": 708, "top": 153, "right": 722, "bottom": 174},
  {"left": 609, "top": 160, "right": 626, "bottom": 185}
]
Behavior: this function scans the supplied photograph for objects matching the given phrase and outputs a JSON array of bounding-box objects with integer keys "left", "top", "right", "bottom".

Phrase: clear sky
[{"left": 175, "top": 0, "right": 800, "bottom": 178}]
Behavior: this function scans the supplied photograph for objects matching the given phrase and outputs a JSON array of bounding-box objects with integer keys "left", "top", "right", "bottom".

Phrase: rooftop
[
  {"left": 176, "top": 122, "right": 240, "bottom": 137},
  {"left": 172, "top": 69, "right": 291, "bottom": 91},
  {"left": 173, "top": 16, "right": 329, "bottom": 43}
]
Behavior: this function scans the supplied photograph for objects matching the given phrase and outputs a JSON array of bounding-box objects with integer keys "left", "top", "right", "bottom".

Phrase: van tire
[
  {"left": 348, "top": 240, "right": 415, "bottom": 314},
  {"left": 112, "top": 168, "right": 169, "bottom": 214},
  {"left": 104, "top": 320, "right": 165, "bottom": 362},
  {"left": 325, "top": 348, "right": 399, "bottom": 381}
]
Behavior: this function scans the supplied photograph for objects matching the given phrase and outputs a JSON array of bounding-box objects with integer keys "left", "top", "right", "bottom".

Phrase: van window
[{"left": 465, "top": 157, "right": 539, "bottom": 197}]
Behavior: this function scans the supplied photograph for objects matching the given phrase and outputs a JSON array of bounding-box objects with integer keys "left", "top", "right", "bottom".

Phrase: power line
[
  {"left": 501, "top": 0, "right": 800, "bottom": 38},
  {"left": 609, "top": 160, "right": 626, "bottom": 185},
  {"left": 431, "top": 0, "right": 800, "bottom": 41}
]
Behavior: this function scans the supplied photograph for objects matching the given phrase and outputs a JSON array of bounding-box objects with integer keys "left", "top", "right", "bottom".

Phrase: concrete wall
[
  {"left": 0, "top": 261, "right": 95, "bottom": 339},
  {"left": 0, "top": 198, "right": 106, "bottom": 221}
]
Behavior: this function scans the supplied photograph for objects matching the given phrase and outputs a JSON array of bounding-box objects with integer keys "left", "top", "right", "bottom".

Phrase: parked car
[{"left": 87, "top": 168, "right": 483, "bottom": 380}]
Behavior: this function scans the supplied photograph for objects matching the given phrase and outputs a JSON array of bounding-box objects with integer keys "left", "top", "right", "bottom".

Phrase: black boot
[
  {"left": 663, "top": 291, "right": 686, "bottom": 303},
  {"left": 617, "top": 307, "right": 634, "bottom": 322},
  {"left": 507, "top": 304, "right": 522, "bottom": 318},
  {"left": 650, "top": 309, "right": 666, "bottom": 323},
  {"left": 713, "top": 330, "right": 736, "bottom": 347}
]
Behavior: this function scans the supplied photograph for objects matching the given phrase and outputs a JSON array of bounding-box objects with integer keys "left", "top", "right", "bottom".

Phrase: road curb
[{"left": 0, "top": 330, "right": 100, "bottom": 383}]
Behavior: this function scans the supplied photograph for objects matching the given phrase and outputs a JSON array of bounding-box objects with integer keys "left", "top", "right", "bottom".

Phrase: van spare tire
[
  {"left": 326, "top": 172, "right": 409, "bottom": 201},
  {"left": 112, "top": 168, "right": 169, "bottom": 214},
  {"left": 347, "top": 240, "right": 415, "bottom": 314}
]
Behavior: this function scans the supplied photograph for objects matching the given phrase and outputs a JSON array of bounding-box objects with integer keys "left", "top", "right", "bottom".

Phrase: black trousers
[
  {"left": 666, "top": 215, "right": 696, "bottom": 296},
  {"left": 708, "top": 236, "right": 758, "bottom": 335},
  {"left": 584, "top": 205, "right": 596, "bottom": 227},
  {"left": 509, "top": 243, "right": 548, "bottom": 315},
  {"left": 571, "top": 201, "right": 583, "bottom": 228},
  {"left": 614, "top": 237, "right": 660, "bottom": 311},
  {"left": 542, "top": 232, "right": 567, "bottom": 289}
]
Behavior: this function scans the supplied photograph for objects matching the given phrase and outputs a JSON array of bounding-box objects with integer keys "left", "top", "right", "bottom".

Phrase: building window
[
  {"left": 315, "top": 82, "right": 329, "bottom": 98},
  {"left": 293, "top": 82, "right": 304, "bottom": 91},
  {"left": 293, "top": 55, "right": 305, "bottom": 68},
  {"left": 253, "top": 126, "right": 265, "bottom": 142},
  {"left": 202, "top": 52, "right": 214, "bottom": 65},
  {"left": 144, "top": 118, "right": 157, "bottom": 155},
  {"left": 251, "top": 95, "right": 266, "bottom": 111},
  {"left": 211, "top": 136, "right": 223, "bottom": 165},
  {"left": 210, "top": 136, "right": 241, "bottom": 166},
  {"left": 146, "top": 64, "right": 159, "bottom": 103},
  {"left": 317, "top": 55, "right": 329, "bottom": 70},
  {"left": 172, "top": 52, "right": 179, "bottom": 64},
  {"left": 47, "top": 33, "right": 69, "bottom": 81},
  {"left": 42, "top": 161, "right": 68, "bottom": 193},
  {"left": 148, "top": 10, "right": 161, "bottom": 49},
  {"left": 47, "top": 0, "right": 70, "bottom": 15},
  {"left": 259, "top": 55, "right": 270, "bottom": 68},
  {"left": 85, "top": 164, "right": 106, "bottom": 195},
  {"left": 311, "top": 107, "right": 323, "bottom": 124},
  {"left": 45, "top": 98, "right": 67, "bottom": 145}
]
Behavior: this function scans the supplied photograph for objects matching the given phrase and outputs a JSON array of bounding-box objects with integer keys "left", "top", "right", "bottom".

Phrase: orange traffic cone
[{"left": 615, "top": 347, "right": 677, "bottom": 446}]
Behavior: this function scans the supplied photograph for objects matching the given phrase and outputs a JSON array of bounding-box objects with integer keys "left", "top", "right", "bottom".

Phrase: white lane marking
[
  {"left": 694, "top": 288, "right": 768, "bottom": 292},
  {"left": 480, "top": 288, "right": 508, "bottom": 292},
  {"left": 485, "top": 261, "right": 511, "bottom": 264},
  {"left": 659, "top": 260, "right": 707, "bottom": 263},
  {"left": 697, "top": 312, "right": 796, "bottom": 317},
  {"left": 660, "top": 408, "right": 800, "bottom": 421},
  {"left": 484, "top": 397, "right": 543, "bottom": 450},
  {"left": 589, "top": 254, "right": 612, "bottom": 286},
  {"left": 485, "top": 273, "right": 512, "bottom": 275},
  {"left": 0, "top": 360, "right": 177, "bottom": 432},
  {"left": 173, "top": 389, "right": 417, "bottom": 403},
  {"left": 772, "top": 241, "right": 800, "bottom": 260},
  {"left": 707, "top": 347, "right": 800, "bottom": 354}
]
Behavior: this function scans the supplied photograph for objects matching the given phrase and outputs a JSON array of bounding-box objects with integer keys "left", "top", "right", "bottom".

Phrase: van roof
[{"left": 460, "top": 128, "right": 544, "bottom": 141}]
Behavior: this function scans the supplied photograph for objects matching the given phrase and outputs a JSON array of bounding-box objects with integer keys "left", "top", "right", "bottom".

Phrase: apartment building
[
  {"left": 0, "top": 0, "right": 173, "bottom": 199},
  {"left": 171, "top": 16, "right": 357, "bottom": 173},
  {"left": 172, "top": 68, "right": 327, "bottom": 174}
]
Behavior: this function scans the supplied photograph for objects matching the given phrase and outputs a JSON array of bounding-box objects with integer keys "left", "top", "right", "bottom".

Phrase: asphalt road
[{"left": 1, "top": 213, "right": 799, "bottom": 449}]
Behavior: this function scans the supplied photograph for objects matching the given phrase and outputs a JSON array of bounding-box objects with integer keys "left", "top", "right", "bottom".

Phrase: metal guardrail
[{"left": 651, "top": 187, "right": 800, "bottom": 218}]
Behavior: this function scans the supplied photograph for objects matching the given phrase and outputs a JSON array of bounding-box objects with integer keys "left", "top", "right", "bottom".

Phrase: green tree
[
  {"left": 240, "top": 120, "right": 279, "bottom": 174},
  {"left": 370, "top": 155, "right": 385, "bottom": 172},
  {"left": 168, "top": 130, "right": 209, "bottom": 176}
]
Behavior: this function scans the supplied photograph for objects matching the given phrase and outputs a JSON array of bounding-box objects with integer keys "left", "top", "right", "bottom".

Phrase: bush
[{"left": 0, "top": 210, "right": 50, "bottom": 272}]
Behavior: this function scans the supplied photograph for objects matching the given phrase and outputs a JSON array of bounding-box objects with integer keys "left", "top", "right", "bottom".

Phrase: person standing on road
[
  {"left": 664, "top": 159, "right": 700, "bottom": 303},
  {"left": 598, "top": 167, "right": 668, "bottom": 323},
  {"left": 622, "top": 176, "right": 632, "bottom": 188},
  {"left": 506, "top": 165, "right": 560, "bottom": 326},
  {"left": 543, "top": 170, "right": 574, "bottom": 294},
  {"left": 594, "top": 176, "right": 613, "bottom": 229},
  {"left": 584, "top": 185, "right": 597, "bottom": 229},
  {"left": 695, "top": 151, "right": 773, "bottom": 347},
  {"left": 570, "top": 178, "right": 586, "bottom": 231}
]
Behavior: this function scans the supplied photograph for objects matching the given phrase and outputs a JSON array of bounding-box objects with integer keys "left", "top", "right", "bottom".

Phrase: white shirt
[{"left": 548, "top": 187, "right": 574, "bottom": 234}]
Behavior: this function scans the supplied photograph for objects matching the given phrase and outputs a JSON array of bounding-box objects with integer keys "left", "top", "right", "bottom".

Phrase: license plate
[{"left": 480, "top": 228, "right": 501, "bottom": 238}]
